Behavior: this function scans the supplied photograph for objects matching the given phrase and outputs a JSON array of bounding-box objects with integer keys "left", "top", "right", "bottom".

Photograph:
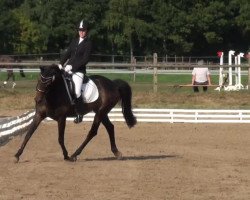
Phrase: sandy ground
[{"left": 0, "top": 121, "right": 250, "bottom": 200}]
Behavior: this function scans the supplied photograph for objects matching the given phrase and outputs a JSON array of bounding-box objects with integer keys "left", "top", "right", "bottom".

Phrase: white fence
[
  {"left": 61, "top": 108, "right": 250, "bottom": 123},
  {"left": 2, "top": 108, "right": 250, "bottom": 144},
  {"left": 1, "top": 68, "right": 249, "bottom": 76},
  {"left": 0, "top": 110, "right": 35, "bottom": 144}
]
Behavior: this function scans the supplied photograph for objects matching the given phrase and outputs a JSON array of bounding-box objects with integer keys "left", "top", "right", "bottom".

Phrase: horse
[{"left": 14, "top": 64, "right": 137, "bottom": 162}]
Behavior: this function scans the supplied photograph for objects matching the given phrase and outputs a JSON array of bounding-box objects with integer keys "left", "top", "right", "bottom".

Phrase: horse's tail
[{"left": 113, "top": 79, "right": 137, "bottom": 128}]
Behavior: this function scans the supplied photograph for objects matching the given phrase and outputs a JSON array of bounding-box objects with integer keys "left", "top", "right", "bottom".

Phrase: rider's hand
[
  {"left": 65, "top": 65, "right": 72, "bottom": 72},
  {"left": 57, "top": 64, "right": 63, "bottom": 70}
]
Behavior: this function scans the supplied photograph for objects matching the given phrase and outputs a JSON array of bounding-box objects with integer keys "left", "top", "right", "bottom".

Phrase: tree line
[{"left": 0, "top": 0, "right": 249, "bottom": 58}]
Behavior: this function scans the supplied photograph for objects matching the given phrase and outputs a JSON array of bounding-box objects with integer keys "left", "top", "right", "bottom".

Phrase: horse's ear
[
  {"left": 51, "top": 64, "right": 60, "bottom": 71},
  {"left": 39, "top": 66, "right": 45, "bottom": 72}
]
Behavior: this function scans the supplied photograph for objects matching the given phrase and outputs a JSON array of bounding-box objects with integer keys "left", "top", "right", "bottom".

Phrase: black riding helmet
[{"left": 78, "top": 20, "right": 88, "bottom": 31}]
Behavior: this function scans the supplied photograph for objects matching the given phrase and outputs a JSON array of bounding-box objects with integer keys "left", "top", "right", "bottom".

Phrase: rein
[
  {"left": 36, "top": 74, "right": 55, "bottom": 93},
  {"left": 41, "top": 74, "right": 54, "bottom": 84}
]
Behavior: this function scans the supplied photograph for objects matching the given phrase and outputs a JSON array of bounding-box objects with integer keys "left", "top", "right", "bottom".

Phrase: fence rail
[
  {"left": 2, "top": 108, "right": 250, "bottom": 143},
  {"left": 0, "top": 61, "right": 249, "bottom": 68},
  {"left": 48, "top": 108, "right": 250, "bottom": 123},
  {"left": 1, "top": 55, "right": 249, "bottom": 92}
]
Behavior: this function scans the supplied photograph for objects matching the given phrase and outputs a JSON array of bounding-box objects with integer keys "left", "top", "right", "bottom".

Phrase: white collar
[{"left": 78, "top": 37, "right": 84, "bottom": 44}]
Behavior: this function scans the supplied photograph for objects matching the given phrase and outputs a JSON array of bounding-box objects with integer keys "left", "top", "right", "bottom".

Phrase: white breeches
[{"left": 72, "top": 72, "right": 84, "bottom": 98}]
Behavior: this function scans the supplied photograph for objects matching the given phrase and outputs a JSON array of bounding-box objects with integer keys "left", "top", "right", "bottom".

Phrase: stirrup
[{"left": 74, "top": 115, "right": 83, "bottom": 124}]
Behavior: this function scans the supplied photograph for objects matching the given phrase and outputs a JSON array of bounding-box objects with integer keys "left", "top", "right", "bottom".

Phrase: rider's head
[
  {"left": 78, "top": 20, "right": 88, "bottom": 38},
  {"left": 78, "top": 20, "right": 88, "bottom": 31}
]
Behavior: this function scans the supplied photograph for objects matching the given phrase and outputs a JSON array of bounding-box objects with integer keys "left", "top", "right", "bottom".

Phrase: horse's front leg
[
  {"left": 70, "top": 114, "right": 101, "bottom": 161},
  {"left": 57, "top": 117, "right": 70, "bottom": 161},
  {"left": 14, "top": 113, "right": 44, "bottom": 163}
]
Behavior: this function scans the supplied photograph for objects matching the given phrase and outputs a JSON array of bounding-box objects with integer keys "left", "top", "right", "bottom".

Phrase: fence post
[
  {"left": 112, "top": 55, "right": 114, "bottom": 63},
  {"left": 248, "top": 52, "right": 250, "bottom": 87},
  {"left": 153, "top": 53, "right": 158, "bottom": 93},
  {"left": 132, "top": 57, "right": 136, "bottom": 82}
]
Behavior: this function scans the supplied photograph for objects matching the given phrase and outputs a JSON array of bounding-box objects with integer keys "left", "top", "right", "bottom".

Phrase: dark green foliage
[{"left": 0, "top": 0, "right": 249, "bottom": 56}]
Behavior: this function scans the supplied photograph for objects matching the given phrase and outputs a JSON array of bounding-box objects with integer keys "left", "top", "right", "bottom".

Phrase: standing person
[
  {"left": 58, "top": 20, "right": 92, "bottom": 124},
  {"left": 192, "top": 60, "right": 211, "bottom": 92},
  {"left": 4, "top": 67, "right": 16, "bottom": 88},
  {"left": 0, "top": 55, "right": 16, "bottom": 89},
  {"left": 16, "top": 58, "right": 26, "bottom": 78}
]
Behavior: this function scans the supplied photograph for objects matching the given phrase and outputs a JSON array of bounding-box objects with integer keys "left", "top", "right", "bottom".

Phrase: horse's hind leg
[
  {"left": 14, "top": 114, "right": 43, "bottom": 162},
  {"left": 57, "top": 117, "right": 70, "bottom": 160},
  {"left": 102, "top": 115, "right": 122, "bottom": 159}
]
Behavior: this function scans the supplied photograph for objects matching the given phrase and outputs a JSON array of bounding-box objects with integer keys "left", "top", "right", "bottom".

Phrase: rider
[{"left": 58, "top": 19, "right": 92, "bottom": 124}]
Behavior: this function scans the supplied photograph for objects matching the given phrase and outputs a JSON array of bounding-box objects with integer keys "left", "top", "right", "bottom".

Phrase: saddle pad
[{"left": 81, "top": 79, "right": 99, "bottom": 103}]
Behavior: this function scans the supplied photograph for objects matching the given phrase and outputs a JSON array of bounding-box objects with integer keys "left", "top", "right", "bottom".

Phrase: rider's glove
[
  {"left": 57, "top": 64, "right": 63, "bottom": 70},
  {"left": 65, "top": 65, "right": 72, "bottom": 72}
]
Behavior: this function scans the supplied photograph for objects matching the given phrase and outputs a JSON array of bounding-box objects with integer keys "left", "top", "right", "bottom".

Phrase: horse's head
[{"left": 35, "top": 64, "right": 61, "bottom": 103}]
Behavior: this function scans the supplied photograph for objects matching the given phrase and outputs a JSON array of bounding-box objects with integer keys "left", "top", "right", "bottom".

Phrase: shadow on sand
[{"left": 84, "top": 154, "right": 180, "bottom": 162}]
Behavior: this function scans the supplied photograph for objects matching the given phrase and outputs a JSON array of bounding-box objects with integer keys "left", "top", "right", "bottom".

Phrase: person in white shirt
[{"left": 192, "top": 60, "right": 211, "bottom": 92}]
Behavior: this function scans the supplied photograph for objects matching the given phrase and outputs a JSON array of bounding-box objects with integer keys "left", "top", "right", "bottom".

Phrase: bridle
[{"left": 36, "top": 74, "right": 55, "bottom": 93}]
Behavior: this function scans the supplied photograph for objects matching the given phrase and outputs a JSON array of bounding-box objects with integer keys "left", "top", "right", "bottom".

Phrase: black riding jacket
[{"left": 60, "top": 37, "right": 92, "bottom": 74}]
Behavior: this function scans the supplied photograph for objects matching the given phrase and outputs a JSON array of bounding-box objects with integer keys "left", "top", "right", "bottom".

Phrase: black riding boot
[{"left": 74, "top": 96, "right": 84, "bottom": 124}]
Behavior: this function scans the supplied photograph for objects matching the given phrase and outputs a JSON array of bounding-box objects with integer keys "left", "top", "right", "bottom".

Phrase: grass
[{"left": 1, "top": 72, "right": 250, "bottom": 113}]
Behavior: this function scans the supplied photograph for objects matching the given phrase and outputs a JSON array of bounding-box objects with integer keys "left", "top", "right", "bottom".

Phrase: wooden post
[
  {"left": 165, "top": 54, "right": 168, "bottom": 69},
  {"left": 248, "top": 52, "right": 250, "bottom": 87},
  {"left": 153, "top": 53, "right": 158, "bottom": 93},
  {"left": 132, "top": 57, "right": 136, "bottom": 82},
  {"left": 112, "top": 55, "right": 114, "bottom": 69}
]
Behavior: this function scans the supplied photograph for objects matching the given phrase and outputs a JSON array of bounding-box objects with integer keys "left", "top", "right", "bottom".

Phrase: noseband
[{"left": 36, "top": 74, "right": 55, "bottom": 93}]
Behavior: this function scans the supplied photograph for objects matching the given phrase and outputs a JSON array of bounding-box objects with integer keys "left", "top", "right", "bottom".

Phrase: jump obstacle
[{"left": 216, "top": 50, "right": 249, "bottom": 91}]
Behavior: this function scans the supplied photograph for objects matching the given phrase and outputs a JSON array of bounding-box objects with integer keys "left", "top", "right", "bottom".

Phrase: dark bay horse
[{"left": 15, "top": 64, "right": 137, "bottom": 162}]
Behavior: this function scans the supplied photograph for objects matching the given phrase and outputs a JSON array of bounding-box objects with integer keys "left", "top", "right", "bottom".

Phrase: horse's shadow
[{"left": 84, "top": 154, "right": 180, "bottom": 162}]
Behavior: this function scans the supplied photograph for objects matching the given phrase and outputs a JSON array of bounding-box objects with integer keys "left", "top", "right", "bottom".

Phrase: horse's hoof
[
  {"left": 69, "top": 156, "right": 77, "bottom": 162},
  {"left": 64, "top": 156, "right": 70, "bottom": 161},
  {"left": 64, "top": 156, "right": 76, "bottom": 162},
  {"left": 14, "top": 156, "right": 19, "bottom": 163},
  {"left": 114, "top": 151, "right": 123, "bottom": 160}
]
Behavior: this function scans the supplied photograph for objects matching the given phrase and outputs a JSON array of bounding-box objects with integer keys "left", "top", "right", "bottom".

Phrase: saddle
[{"left": 62, "top": 73, "right": 99, "bottom": 105}]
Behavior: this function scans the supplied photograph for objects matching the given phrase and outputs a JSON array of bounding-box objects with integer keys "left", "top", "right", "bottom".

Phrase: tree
[
  {"left": 234, "top": 0, "right": 250, "bottom": 51},
  {"left": 13, "top": 10, "right": 46, "bottom": 54},
  {"left": 103, "top": 0, "right": 152, "bottom": 59},
  {"left": 0, "top": 0, "right": 249, "bottom": 56},
  {"left": 0, "top": 0, "right": 21, "bottom": 54}
]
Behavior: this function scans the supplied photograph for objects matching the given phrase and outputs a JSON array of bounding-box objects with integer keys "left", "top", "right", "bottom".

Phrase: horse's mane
[{"left": 40, "top": 64, "right": 62, "bottom": 77}]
